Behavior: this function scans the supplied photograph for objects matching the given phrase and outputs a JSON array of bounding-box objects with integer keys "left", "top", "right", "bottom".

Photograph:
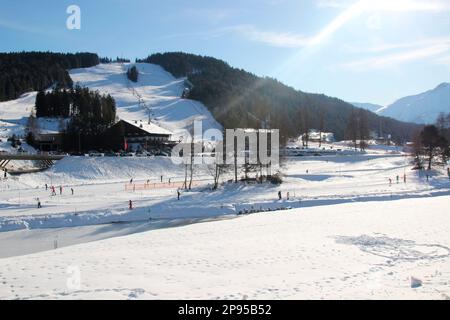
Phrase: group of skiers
[
  {"left": 389, "top": 174, "right": 407, "bottom": 186},
  {"left": 45, "top": 184, "right": 74, "bottom": 196}
]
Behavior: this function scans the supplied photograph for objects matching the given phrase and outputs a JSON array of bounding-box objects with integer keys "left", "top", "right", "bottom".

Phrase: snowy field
[
  {"left": 0, "top": 195, "right": 449, "bottom": 300},
  {"left": 0, "top": 148, "right": 449, "bottom": 299}
]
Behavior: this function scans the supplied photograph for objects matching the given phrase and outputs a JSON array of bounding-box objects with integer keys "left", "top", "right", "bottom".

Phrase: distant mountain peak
[
  {"left": 351, "top": 102, "right": 385, "bottom": 113},
  {"left": 377, "top": 82, "right": 450, "bottom": 124},
  {"left": 435, "top": 82, "right": 450, "bottom": 90}
]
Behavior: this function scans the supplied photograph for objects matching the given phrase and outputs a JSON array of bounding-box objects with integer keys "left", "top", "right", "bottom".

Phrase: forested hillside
[
  {"left": 0, "top": 52, "right": 99, "bottom": 102},
  {"left": 144, "top": 52, "right": 421, "bottom": 142}
]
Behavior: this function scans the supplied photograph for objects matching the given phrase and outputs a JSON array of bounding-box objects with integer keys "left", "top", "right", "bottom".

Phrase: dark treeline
[
  {"left": 143, "top": 52, "right": 421, "bottom": 143},
  {"left": 100, "top": 57, "right": 131, "bottom": 63},
  {"left": 33, "top": 87, "right": 117, "bottom": 151},
  {"left": 0, "top": 52, "right": 99, "bottom": 102}
]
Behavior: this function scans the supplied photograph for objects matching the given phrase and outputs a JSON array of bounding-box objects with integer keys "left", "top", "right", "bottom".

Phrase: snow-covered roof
[{"left": 120, "top": 118, "right": 172, "bottom": 136}]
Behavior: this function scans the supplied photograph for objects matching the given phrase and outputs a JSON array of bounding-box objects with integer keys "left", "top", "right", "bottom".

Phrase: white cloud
[
  {"left": 345, "top": 37, "right": 450, "bottom": 54},
  {"left": 317, "top": 0, "right": 450, "bottom": 11},
  {"left": 339, "top": 43, "right": 450, "bottom": 71},
  {"left": 230, "top": 25, "right": 310, "bottom": 48},
  {"left": 181, "top": 8, "right": 237, "bottom": 23}
]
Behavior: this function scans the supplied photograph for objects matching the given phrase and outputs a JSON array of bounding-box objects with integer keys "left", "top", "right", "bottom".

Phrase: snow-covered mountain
[
  {"left": 379, "top": 83, "right": 450, "bottom": 124},
  {"left": 351, "top": 83, "right": 450, "bottom": 124},
  {"left": 351, "top": 102, "right": 384, "bottom": 113}
]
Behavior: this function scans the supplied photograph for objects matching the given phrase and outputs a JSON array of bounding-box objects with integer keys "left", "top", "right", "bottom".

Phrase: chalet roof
[{"left": 120, "top": 118, "right": 172, "bottom": 136}]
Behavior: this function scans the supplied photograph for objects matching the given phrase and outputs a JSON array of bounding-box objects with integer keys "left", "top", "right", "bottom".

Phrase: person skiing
[
  {"left": 129, "top": 200, "right": 133, "bottom": 210},
  {"left": 37, "top": 198, "right": 42, "bottom": 209},
  {"left": 45, "top": 183, "right": 48, "bottom": 190},
  {"left": 177, "top": 189, "right": 181, "bottom": 200},
  {"left": 161, "top": 175, "right": 163, "bottom": 182},
  {"left": 278, "top": 191, "right": 282, "bottom": 200},
  {"left": 71, "top": 188, "right": 74, "bottom": 195},
  {"left": 59, "top": 186, "right": 63, "bottom": 195},
  {"left": 130, "top": 178, "right": 133, "bottom": 184},
  {"left": 396, "top": 175, "right": 399, "bottom": 184},
  {"left": 389, "top": 178, "right": 392, "bottom": 186},
  {"left": 287, "top": 192, "right": 290, "bottom": 200},
  {"left": 51, "top": 186, "right": 56, "bottom": 196}
]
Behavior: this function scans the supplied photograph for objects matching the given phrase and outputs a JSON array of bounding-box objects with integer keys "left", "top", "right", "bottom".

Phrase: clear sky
[{"left": 1, "top": 0, "right": 449, "bottom": 106}]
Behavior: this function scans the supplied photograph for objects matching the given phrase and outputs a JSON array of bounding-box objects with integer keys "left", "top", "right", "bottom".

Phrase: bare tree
[
  {"left": 358, "top": 109, "right": 369, "bottom": 151},
  {"left": 207, "top": 163, "right": 230, "bottom": 190},
  {"left": 318, "top": 113, "right": 324, "bottom": 148},
  {"left": 346, "top": 110, "right": 358, "bottom": 151},
  {"left": 299, "top": 108, "right": 310, "bottom": 148}
]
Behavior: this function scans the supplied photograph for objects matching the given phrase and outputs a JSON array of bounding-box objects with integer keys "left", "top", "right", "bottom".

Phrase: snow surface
[{"left": 0, "top": 195, "right": 449, "bottom": 300}]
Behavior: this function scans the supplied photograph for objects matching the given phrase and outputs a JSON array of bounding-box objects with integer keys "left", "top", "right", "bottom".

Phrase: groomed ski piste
[{"left": 1, "top": 63, "right": 450, "bottom": 300}]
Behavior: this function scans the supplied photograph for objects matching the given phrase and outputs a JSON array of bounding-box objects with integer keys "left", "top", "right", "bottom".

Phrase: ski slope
[
  {"left": 69, "top": 63, "right": 222, "bottom": 141},
  {"left": 0, "top": 92, "right": 36, "bottom": 152}
]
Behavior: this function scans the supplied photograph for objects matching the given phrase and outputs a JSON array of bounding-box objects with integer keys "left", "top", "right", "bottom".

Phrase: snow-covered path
[{"left": 0, "top": 195, "right": 449, "bottom": 300}]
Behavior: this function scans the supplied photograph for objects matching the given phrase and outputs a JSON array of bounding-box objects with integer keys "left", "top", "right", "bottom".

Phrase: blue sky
[{"left": 1, "top": 0, "right": 450, "bottom": 106}]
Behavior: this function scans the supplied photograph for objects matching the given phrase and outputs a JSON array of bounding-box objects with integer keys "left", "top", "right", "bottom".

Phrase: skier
[
  {"left": 59, "top": 186, "right": 63, "bottom": 195},
  {"left": 287, "top": 192, "right": 290, "bottom": 200},
  {"left": 177, "top": 189, "right": 181, "bottom": 200},
  {"left": 51, "top": 186, "right": 56, "bottom": 196},
  {"left": 278, "top": 191, "right": 282, "bottom": 200},
  {"left": 130, "top": 178, "right": 133, "bottom": 184},
  {"left": 37, "top": 198, "right": 42, "bottom": 209},
  {"left": 161, "top": 175, "right": 163, "bottom": 182},
  {"left": 404, "top": 174, "right": 407, "bottom": 183},
  {"left": 45, "top": 183, "right": 48, "bottom": 190},
  {"left": 389, "top": 178, "right": 392, "bottom": 186},
  {"left": 129, "top": 200, "right": 133, "bottom": 210},
  {"left": 396, "top": 175, "right": 399, "bottom": 184},
  {"left": 71, "top": 188, "right": 74, "bottom": 195}
]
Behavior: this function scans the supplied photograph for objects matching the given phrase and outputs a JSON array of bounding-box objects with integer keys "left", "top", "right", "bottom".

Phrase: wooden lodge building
[{"left": 104, "top": 119, "right": 175, "bottom": 151}]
